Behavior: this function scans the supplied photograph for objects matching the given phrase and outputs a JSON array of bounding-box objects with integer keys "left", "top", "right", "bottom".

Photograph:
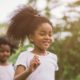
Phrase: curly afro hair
[
  {"left": 7, "top": 5, "right": 53, "bottom": 44},
  {"left": 0, "top": 36, "right": 18, "bottom": 54}
]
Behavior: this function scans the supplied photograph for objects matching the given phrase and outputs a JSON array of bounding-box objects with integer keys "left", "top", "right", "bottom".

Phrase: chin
[
  {"left": 0, "top": 60, "right": 7, "bottom": 63},
  {"left": 44, "top": 46, "right": 49, "bottom": 49},
  {"left": 41, "top": 47, "right": 48, "bottom": 51},
  {"left": 2, "top": 58, "right": 8, "bottom": 62}
]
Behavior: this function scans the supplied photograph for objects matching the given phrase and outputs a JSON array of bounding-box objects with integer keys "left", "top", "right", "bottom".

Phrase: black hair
[{"left": 0, "top": 36, "right": 17, "bottom": 54}]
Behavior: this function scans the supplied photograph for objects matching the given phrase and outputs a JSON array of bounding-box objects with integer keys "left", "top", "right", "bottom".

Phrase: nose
[
  {"left": 3, "top": 51, "right": 9, "bottom": 55},
  {"left": 45, "top": 35, "right": 51, "bottom": 39}
]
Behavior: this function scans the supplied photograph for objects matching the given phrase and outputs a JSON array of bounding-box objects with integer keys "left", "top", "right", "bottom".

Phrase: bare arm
[
  {"left": 14, "top": 55, "right": 40, "bottom": 80},
  {"left": 14, "top": 65, "right": 31, "bottom": 80}
]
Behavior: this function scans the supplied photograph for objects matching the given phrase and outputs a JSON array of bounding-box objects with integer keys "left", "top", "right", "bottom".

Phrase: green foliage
[
  {"left": 1, "top": 0, "right": 80, "bottom": 80},
  {"left": 8, "top": 44, "right": 33, "bottom": 64},
  {"left": 0, "top": 24, "right": 6, "bottom": 28}
]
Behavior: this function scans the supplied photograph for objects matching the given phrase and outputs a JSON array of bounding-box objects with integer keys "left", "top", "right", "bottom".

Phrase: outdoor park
[{"left": 0, "top": 0, "right": 80, "bottom": 80}]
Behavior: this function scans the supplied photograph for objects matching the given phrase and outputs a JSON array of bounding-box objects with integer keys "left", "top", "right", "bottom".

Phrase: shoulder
[
  {"left": 19, "top": 51, "right": 31, "bottom": 57},
  {"left": 0, "top": 64, "right": 14, "bottom": 71},
  {"left": 15, "top": 51, "right": 31, "bottom": 68},
  {"left": 8, "top": 64, "right": 15, "bottom": 71},
  {"left": 48, "top": 51, "right": 59, "bottom": 71},
  {"left": 48, "top": 51, "right": 58, "bottom": 61},
  {"left": 16, "top": 51, "right": 32, "bottom": 62}
]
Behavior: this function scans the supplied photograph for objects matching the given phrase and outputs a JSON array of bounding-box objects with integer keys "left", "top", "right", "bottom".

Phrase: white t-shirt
[
  {"left": 0, "top": 64, "right": 14, "bottom": 80},
  {"left": 15, "top": 51, "right": 58, "bottom": 80}
]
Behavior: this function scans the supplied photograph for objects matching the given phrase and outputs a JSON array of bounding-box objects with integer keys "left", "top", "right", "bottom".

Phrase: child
[
  {"left": 7, "top": 6, "right": 58, "bottom": 80},
  {"left": 0, "top": 36, "right": 16, "bottom": 80}
]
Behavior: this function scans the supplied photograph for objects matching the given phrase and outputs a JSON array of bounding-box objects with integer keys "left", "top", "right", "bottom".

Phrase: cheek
[
  {"left": 50, "top": 37, "right": 53, "bottom": 42},
  {"left": 2, "top": 52, "right": 10, "bottom": 57},
  {"left": 6, "top": 52, "right": 11, "bottom": 56},
  {"left": 0, "top": 53, "right": 3, "bottom": 57}
]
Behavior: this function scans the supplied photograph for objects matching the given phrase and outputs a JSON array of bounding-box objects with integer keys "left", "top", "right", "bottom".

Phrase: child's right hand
[{"left": 28, "top": 55, "right": 40, "bottom": 73}]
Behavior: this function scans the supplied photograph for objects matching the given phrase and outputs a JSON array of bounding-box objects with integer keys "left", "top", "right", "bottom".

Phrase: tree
[{"left": 1, "top": 0, "right": 80, "bottom": 80}]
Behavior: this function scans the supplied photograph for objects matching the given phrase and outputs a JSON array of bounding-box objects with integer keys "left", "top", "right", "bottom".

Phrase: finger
[
  {"left": 34, "top": 59, "right": 40, "bottom": 66},
  {"left": 31, "top": 55, "right": 40, "bottom": 66},
  {"left": 33, "top": 57, "right": 40, "bottom": 64},
  {"left": 33, "top": 61, "right": 40, "bottom": 68},
  {"left": 34, "top": 55, "right": 40, "bottom": 61}
]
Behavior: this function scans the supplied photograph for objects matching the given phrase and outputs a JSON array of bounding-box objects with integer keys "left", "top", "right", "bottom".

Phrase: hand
[{"left": 29, "top": 55, "right": 40, "bottom": 73}]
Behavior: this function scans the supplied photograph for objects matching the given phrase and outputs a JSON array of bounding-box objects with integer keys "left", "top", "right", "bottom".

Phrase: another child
[
  {"left": 7, "top": 6, "right": 58, "bottom": 80},
  {"left": 0, "top": 36, "right": 16, "bottom": 80}
]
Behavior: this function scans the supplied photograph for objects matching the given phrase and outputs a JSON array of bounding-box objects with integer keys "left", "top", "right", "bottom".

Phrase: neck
[
  {"left": 32, "top": 47, "right": 47, "bottom": 55},
  {"left": 0, "top": 61, "right": 8, "bottom": 66}
]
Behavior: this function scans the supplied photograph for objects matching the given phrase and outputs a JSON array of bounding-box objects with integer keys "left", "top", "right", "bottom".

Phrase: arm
[
  {"left": 14, "top": 55, "right": 40, "bottom": 80},
  {"left": 14, "top": 65, "right": 31, "bottom": 80}
]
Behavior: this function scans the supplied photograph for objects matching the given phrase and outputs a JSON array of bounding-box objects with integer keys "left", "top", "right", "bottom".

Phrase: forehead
[
  {"left": 0, "top": 44, "right": 11, "bottom": 50},
  {"left": 36, "top": 23, "right": 52, "bottom": 32}
]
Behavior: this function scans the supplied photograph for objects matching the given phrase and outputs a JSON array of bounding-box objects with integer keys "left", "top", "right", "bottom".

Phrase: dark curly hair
[
  {"left": 0, "top": 36, "right": 17, "bottom": 54},
  {"left": 7, "top": 5, "right": 53, "bottom": 44}
]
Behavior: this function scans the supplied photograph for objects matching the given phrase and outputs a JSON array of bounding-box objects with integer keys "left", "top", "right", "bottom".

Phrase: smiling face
[
  {"left": 30, "top": 23, "right": 53, "bottom": 53},
  {"left": 0, "top": 44, "right": 11, "bottom": 64}
]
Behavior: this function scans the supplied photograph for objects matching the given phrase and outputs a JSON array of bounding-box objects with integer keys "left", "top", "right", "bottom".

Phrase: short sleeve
[
  {"left": 55, "top": 55, "right": 59, "bottom": 71},
  {"left": 49, "top": 52, "right": 59, "bottom": 71},
  {"left": 15, "top": 51, "right": 28, "bottom": 69}
]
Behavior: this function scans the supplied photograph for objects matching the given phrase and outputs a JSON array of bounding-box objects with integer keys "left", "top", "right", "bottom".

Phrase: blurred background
[{"left": 0, "top": 0, "right": 80, "bottom": 80}]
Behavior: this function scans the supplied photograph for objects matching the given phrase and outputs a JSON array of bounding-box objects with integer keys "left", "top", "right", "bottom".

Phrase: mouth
[{"left": 43, "top": 41, "right": 51, "bottom": 46}]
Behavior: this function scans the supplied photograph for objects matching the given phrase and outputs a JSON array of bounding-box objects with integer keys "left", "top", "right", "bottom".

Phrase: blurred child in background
[{"left": 0, "top": 36, "right": 16, "bottom": 80}]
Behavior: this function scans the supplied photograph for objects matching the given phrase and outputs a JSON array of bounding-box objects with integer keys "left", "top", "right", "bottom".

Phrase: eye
[
  {"left": 0, "top": 48, "right": 10, "bottom": 53},
  {"left": 49, "top": 32, "right": 53, "bottom": 37},
  {"left": 39, "top": 32, "right": 46, "bottom": 36},
  {"left": 0, "top": 48, "right": 4, "bottom": 52},
  {"left": 6, "top": 50, "right": 10, "bottom": 53}
]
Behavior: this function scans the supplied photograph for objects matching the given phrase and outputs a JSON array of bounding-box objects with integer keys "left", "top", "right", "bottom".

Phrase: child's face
[
  {"left": 0, "top": 44, "right": 11, "bottom": 63},
  {"left": 31, "top": 23, "right": 53, "bottom": 51}
]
